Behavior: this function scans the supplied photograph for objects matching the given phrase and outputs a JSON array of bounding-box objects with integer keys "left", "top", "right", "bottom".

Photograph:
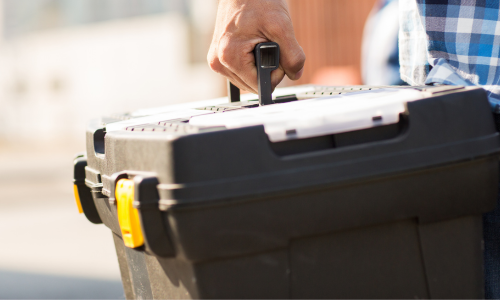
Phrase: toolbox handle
[
  {"left": 227, "top": 81, "right": 240, "bottom": 103},
  {"left": 93, "top": 128, "right": 106, "bottom": 155},
  {"left": 255, "top": 42, "right": 279, "bottom": 105},
  {"left": 227, "top": 42, "right": 280, "bottom": 106}
]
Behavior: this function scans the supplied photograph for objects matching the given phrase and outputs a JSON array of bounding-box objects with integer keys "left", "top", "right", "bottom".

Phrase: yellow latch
[
  {"left": 73, "top": 184, "right": 83, "bottom": 214},
  {"left": 116, "top": 179, "right": 144, "bottom": 248}
]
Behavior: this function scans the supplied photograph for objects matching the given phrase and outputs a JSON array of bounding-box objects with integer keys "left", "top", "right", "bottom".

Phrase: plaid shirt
[{"left": 399, "top": 0, "right": 500, "bottom": 111}]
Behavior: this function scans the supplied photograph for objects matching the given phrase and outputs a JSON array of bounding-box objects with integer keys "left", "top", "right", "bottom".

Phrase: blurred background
[{"left": 0, "top": 0, "right": 383, "bottom": 298}]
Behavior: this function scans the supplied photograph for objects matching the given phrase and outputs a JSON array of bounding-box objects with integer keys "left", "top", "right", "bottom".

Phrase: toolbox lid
[
  {"left": 104, "top": 85, "right": 316, "bottom": 133},
  {"left": 129, "top": 85, "right": 315, "bottom": 117},
  {"left": 105, "top": 109, "right": 212, "bottom": 133},
  {"left": 189, "top": 89, "right": 424, "bottom": 142}
]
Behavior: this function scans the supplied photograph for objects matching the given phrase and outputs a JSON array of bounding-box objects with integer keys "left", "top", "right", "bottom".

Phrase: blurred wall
[
  {"left": 0, "top": 0, "right": 220, "bottom": 149},
  {"left": 0, "top": 0, "right": 377, "bottom": 148},
  {"left": 286, "top": 0, "right": 377, "bottom": 86}
]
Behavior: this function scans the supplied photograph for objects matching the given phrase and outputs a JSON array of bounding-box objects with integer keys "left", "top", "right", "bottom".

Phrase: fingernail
[{"left": 295, "top": 67, "right": 304, "bottom": 80}]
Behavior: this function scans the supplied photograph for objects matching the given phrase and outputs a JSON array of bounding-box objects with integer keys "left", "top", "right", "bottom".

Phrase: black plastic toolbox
[{"left": 74, "top": 84, "right": 500, "bottom": 299}]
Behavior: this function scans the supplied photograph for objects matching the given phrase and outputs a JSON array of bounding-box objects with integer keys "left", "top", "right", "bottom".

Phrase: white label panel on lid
[{"left": 189, "top": 89, "right": 424, "bottom": 142}]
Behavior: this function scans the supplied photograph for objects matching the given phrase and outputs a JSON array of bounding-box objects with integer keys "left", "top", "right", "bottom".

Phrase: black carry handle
[
  {"left": 255, "top": 42, "right": 279, "bottom": 105},
  {"left": 227, "top": 42, "right": 280, "bottom": 106},
  {"left": 228, "top": 80, "right": 240, "bottom": 103}
]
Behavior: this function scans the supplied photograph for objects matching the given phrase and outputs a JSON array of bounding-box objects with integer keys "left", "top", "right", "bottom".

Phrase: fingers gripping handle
[{"left": 227, "top": 42, "right": 280, "bottom": 106}]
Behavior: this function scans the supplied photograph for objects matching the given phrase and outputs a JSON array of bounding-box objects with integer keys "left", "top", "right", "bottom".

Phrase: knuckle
[
  {"left": 268, "top": 23, "right": 286, "bottom": 38},
  {"left": 218, "top": 48, "right": 234, "bottom": 67},
  {"left": 265, "top": 16, "right": 292, "bottom": 38},
  {"left": 207, "top": 55, "right": 223, "bottom": 73},
  {"left": 217, "top": 34, "right": 238, "bottom": 67},
  {"left": 207, "top": 46, "right": 220, "bottom": 72}
]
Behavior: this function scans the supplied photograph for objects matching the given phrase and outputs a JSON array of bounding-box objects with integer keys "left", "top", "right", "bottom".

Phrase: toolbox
[{"left": 74, "top": 43, "right": 500, "bottom": 299}]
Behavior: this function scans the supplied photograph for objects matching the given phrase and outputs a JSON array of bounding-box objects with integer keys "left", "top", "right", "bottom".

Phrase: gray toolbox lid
[
  {"left": 92, "top": 85, "right": 500, "bottom": 206},
  {"left": 80, "top": 84, "right": 500, "bottom": 262}
]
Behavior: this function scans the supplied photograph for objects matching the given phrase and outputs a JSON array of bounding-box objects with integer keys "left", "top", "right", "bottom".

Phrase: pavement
[{"left": 0, "top": 146, "right": 125, "bottom": 299}]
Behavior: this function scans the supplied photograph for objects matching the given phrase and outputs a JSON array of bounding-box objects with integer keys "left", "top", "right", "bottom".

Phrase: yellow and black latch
[
  {"left": 116, "top": 179, "right": 144, "bottom": 248},
  {"left": 73, "top": 184, "right": 84, "bottom": 214},
  {"left": 73, "top": 154, "right": 102, "bottom": 224}
]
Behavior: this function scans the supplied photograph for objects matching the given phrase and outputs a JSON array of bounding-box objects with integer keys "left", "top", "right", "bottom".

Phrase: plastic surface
[
  {"left": 189, "top": 88, "right": 424, "bottom": 142},
  {"left": 132, "top": 175, "right": 175, "bottom": 258},
  {"left": 73, "top": 155, "right": 102, "bottom": 224},
  {"left": 123, "top": 85, "right": 315, "bottom": 118},
  {"left": 116, "top": 179, "right": 144, "bottom": 248},
  {"left": 255, "top": 42, "right": 279, "bottom": 105},
  {"left": 80, "top": 84, "right": 500, "bottom": 299},
  {"left": 227, "top": 81, "right": 240, "bottom": 103}
]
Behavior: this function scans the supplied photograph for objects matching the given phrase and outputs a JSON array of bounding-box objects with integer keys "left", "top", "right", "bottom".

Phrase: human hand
[{"left": 207, "top": 0, "right": 306, "bottom": 94}]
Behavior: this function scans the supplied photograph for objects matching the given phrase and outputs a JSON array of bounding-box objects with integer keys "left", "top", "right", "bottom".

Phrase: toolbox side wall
[
  {"left": 103, "top": 133, "right": 175, "bottom": 195},
  {"left": 166, "top": 157, "right": 497, "bottom": 262}
]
